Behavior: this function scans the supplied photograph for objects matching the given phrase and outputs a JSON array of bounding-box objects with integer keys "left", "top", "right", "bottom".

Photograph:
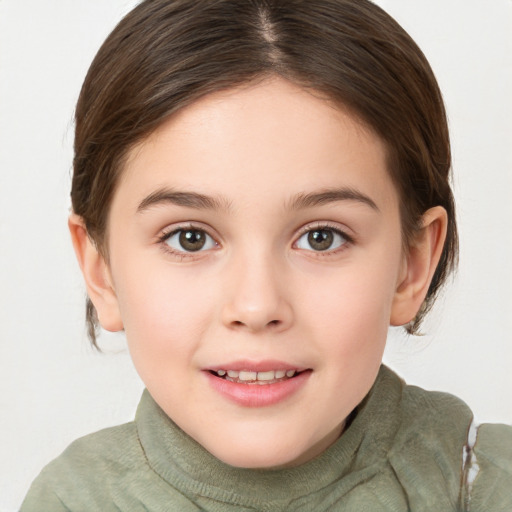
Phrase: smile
[
  {"left": 210, "top": 369, "right": 299, "bottom": 384},
  {"left": 205, "top": 365, "right": 312, "bottom": 407}
]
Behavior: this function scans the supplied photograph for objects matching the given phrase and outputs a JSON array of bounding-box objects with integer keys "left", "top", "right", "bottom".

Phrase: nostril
[{"left": 230, "top": 319, "right": 280, "bottom": 329}]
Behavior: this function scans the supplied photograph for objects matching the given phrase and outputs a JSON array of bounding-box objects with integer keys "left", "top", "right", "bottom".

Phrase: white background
[{"left": 1, "top": 1, "right": 511, "bottom": 510}]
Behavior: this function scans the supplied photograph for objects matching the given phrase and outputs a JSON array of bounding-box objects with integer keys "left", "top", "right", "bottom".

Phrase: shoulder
[
  {"left": 20, "top": 422, "right": 144, "bottom": 511},
  {"left": 21, "top": 406, "right": 202, "bottom": 512},
  {"left": 380, "top": 367, "right": 512, "bottom": 509},
  {"left": 380, "top": 365, "right": 474, "bottom": 441},
  {"left": 48, "top": 420, "right": 141, "bottom": 475},
  {"left": 400, "top": 378, "right": 474, "bottom": 434},
  {"left": 463, "top": 422, "right": 512, "bottom": 511},
  {"left": 379, "top": 368, "right": 472, "bottom": 508}
]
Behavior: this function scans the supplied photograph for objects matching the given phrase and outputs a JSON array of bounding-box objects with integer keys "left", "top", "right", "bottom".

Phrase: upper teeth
[{"left": 218, "top": 369, "right": 296, "bottom": 381}]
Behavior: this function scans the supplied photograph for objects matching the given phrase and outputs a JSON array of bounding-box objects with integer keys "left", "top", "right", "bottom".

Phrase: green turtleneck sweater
[{"left": 21, "top": 366, "right": 512, "bottom": 511}]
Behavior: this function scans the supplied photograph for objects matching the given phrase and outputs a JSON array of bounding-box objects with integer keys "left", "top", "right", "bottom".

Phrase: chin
[
  {"left": 219, "top": 452, "right": 296, "bottom": 470},
  {"left": 206, "top": 437, "right": 309, "bottom": 469}
]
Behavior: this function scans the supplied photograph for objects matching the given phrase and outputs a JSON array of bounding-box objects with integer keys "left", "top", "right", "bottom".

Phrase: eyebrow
[
  {"left": 137, "top": 188, "right": 232, "bottom": 213},
  {"left": 288, "top": 187, "right": 379, "bottom": 212},
  {"left": 137, "top": 186, "right": 378, "bottom": 214}
]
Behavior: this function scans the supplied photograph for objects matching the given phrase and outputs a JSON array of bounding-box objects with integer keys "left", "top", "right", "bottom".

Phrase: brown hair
[{"left": 71, "top": 0, "right": 457, "bottom": 347}]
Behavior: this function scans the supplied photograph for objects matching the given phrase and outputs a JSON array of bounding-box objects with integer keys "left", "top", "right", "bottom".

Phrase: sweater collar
[{"left": 136, "top": 365, "right": 403, "bottom": 507}]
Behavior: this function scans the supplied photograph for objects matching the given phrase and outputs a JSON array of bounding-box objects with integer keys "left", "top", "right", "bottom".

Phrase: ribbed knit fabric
[{"left": 21, "top": 366, "right": 512, "bottom": 511}]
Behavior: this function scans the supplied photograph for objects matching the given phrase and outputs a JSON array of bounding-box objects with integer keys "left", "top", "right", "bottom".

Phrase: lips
[
  {"left": 210, "top": 368, "right": 299, "bottom": 384},
  {"left": 204, "top": 361, "right": 311, "bottom": 407}
]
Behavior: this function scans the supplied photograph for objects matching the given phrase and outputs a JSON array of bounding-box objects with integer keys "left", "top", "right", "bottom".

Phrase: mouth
[
  {"left": 205, "top": 364, "right": 312, "bottom": 407},
  {"left": 208, "top": 368, "right": 307, "bottom": 385}
]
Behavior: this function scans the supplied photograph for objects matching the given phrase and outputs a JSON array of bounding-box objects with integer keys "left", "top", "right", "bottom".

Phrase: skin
[{"left": 70, "top": 77, "right": 447, "bottom": 469}]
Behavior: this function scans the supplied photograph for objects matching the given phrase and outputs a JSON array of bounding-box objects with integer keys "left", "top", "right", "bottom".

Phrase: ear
[
  {"left": 68, "top": 213, "right": 123, "bottom": 332},
  {"left": 390, "top": 206, "right": 448, "bottom": 326}
]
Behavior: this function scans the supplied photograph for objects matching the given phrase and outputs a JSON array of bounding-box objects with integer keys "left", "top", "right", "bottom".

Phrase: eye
[
  {"left": 295, "top": 227, "right": 348, "bottom": 252},
  {"left": 163, "top": 228, "right": 217, "bottom": 252}
]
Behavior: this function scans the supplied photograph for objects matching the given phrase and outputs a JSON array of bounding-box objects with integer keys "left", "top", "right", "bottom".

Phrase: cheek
[
  {"left": 112, "top": 258, "right": 216, "bottom": 370},
  {"left": 314, "top": 287, "right": 388, "bottom": 359},
  {"left": 306, "top": 259, "right": 398, "bottom": 323},
  {"left": 298, "top": 251, "right": 401, "bottom": 358}
]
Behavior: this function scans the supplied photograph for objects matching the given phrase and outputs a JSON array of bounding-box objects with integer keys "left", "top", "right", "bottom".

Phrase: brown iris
[
  {"left": 308, "top": 229, "right": 334, "bottom": 251},
  {"left": 179, "top": 230, "right": 206, "bottom": 251}
]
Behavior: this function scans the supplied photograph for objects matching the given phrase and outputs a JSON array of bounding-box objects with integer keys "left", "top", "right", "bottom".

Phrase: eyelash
[
  {"left": 294, "top": 222, "right": 354, "bottom": 255},
  {"left": 156, "top": 222, "right": 354, "bottom": 259},
  {"left": 157, "top": 224, "right": 219, "bottom": 259}
]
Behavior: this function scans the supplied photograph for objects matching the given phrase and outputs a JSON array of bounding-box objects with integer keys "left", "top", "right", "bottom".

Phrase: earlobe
[
  {"left": 390, "top": 206, "right": 448, "bottom": 327},
  {"left": 68, "top": 213, "right": 124, "bottom": 332}
]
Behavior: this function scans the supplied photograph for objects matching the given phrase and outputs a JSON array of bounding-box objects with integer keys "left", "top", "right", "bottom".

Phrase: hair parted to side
[{"left": 71, "top": 0, "right": 457, "bottom": 348}]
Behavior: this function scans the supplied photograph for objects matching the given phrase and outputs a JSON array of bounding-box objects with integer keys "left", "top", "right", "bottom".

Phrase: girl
[{"left": 20, "top": 0, "right": 511, "bottom": 510}]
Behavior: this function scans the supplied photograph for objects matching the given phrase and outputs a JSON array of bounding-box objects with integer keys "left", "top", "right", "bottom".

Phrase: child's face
[{"left": 105, "top": 78, "right": 407, "bottom": 468}]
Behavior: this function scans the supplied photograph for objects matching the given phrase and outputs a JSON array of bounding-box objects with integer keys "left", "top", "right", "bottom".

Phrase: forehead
[{"left": 116, "top": 77, "right": 398, "bottom": 215}]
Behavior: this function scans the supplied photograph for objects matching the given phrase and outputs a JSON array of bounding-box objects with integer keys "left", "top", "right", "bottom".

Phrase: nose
[{"left": 221, "top": 251, "right": 293, "bottom": 333}]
